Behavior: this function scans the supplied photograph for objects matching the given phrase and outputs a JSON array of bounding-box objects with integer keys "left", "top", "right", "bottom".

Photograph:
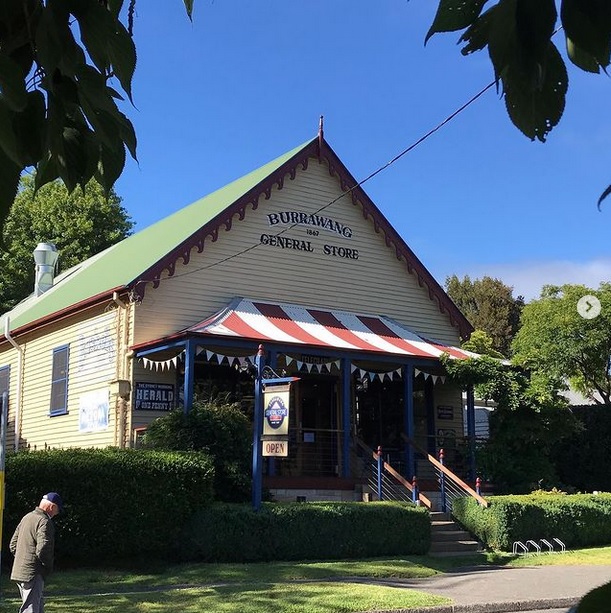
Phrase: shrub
[
  {"left": 4, "top": 448, "right": 214, "bottom": 566},
  {"left": 453, "top": 493, "right": 611, "bottom": 551},
  {"left": 143, "top": 394, "right": 251, "bottom": 502},
  {"left": 178, "top": 501, "right": 430, "bottom": 562}
]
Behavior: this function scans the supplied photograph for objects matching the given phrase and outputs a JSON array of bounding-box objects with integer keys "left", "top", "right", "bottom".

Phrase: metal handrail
[
  {"left": 354, "top": 438, "right": 432, "bottom": 509},
  {"left": 401, "top": 433, "right": 488, "bottom": 508}
]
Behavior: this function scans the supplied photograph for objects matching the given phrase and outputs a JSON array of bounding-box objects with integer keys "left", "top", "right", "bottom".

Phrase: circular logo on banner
[{"left": 265, "top": 396, "right": 288, "bottom": 430}]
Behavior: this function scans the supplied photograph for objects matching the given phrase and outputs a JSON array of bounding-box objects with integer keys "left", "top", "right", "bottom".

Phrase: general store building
[{"left": 0, "top": 130, "right": 477, "bottom": 502}]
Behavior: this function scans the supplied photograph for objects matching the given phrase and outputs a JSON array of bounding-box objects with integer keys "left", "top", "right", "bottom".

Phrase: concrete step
[
  {"left": 428, "top": 511, "right": 482, "bottom": 556},
  {"left": 429, "top": 539, "right": 481, "bottom": 553},
  {"left": 432, "top": 529, "right": 473, "bottom": 542}
]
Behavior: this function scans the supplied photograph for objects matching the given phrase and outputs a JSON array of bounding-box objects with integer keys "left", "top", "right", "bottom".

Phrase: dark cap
[{"left": 43, "top": 492, "right": 63, "bottom": 511}]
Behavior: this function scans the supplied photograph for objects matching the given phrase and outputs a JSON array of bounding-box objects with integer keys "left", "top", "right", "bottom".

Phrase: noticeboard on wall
[
  {"left": 134, "top": 382, "right": 175, "bottom": 411},
  {"left": 437, "top": 405, "right": 454, "bottom": 420}
]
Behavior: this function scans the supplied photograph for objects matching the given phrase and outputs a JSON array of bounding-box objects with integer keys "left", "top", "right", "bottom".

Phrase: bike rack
[{"left": 512, "top": 537, "right": 567, "bottom": 555}]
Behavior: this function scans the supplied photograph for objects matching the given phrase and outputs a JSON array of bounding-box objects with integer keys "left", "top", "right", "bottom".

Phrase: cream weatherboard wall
[
  {"left": 0, "top": 303, "right": 133, "bottom": 450},
  {"left": 0, "top": 348, "right": 19, "bottom": 451},
  {"left": 133, "top": 157, "right": 461, "bottom": 349}
]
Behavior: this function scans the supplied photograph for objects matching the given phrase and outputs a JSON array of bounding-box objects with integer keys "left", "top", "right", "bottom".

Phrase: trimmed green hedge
[
  {"left": 453, "top": 493, "right": 611, "bottom": 551},
  {"left": 3, "top": 448, "right": 215, "bottom": 565},
  {"left": 178, "top": 501, "right": 430, "bottom": 562}
]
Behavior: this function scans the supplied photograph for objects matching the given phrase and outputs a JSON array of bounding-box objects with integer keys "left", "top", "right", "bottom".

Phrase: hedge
[
  {"left": 453, "top": 493, "right": 611, "bottom": 551},
  {"left": 3, "top": 448, "right": 215, "bottom": 566},
  {"left": 177, "top": 501, "right": 430, "bottom": 562}
]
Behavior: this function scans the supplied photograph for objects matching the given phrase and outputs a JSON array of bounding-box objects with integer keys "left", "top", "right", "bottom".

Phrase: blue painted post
[
  {"left": 403, "top": 364, "right": 415, "bottom": 481},
  {"left": 252, "top": 345, "right": 265, "bottom": 511},
  {"left": 376, "top": 446, "right": 383, "bottom": 501},
  {"left": 439, "top": 448, "right": 447, "bottom": 513},
  {"left": 183, "top": 339, "right": 196, "bottom": 413},
  {"left": 412, "top": 475, "right": 419, "bottom": 505},
  {"left": 342, "top": 358, "right": 351, "bottom": 478}
]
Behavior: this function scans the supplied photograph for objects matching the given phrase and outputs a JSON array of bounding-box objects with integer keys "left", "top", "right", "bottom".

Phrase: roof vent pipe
[{"left": 33, "top": 242, "right": 59, "bottom": 297}]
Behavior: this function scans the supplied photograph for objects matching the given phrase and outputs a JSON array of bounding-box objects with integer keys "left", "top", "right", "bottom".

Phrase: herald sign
[{"left": 263, "top": 439, "right": 288, "bottom": 457}]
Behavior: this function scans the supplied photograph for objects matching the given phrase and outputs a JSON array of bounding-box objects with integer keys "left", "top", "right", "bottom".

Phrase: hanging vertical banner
[{"left": 262, "top": 384, "right": 291, "bottom": 437}]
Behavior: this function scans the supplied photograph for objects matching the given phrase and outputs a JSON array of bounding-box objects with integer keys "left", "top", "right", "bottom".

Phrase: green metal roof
[{"left": 3, "top": 138, "right": 315, "bottom": 334}]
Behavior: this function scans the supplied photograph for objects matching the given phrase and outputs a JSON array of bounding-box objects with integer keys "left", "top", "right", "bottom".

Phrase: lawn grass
[
  {"left": 1, "top": 546, "right": 610, "bottom": 612},
  {"left": 0, "top": 582, "right": 449, "bottom": 613}
]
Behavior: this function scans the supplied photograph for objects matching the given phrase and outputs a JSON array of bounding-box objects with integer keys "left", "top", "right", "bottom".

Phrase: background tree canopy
[
  {"left": 0, "top": 174, "right": 133, "bottom": 312},
  {"left": 512, "top": 283, "right": 611, "bottom": 404},
  {"left": 445, "top": 274, "right": 523, "bottom": 357}
]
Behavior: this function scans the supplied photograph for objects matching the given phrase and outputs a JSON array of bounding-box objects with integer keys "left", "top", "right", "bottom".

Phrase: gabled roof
[{"left": 2, "top": 135, "right": 472, "bottom": 339}]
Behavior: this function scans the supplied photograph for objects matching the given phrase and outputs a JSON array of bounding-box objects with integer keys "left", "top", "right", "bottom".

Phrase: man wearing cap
[{"left": 9, "top": 492, "right": 63, "bottom": 613}]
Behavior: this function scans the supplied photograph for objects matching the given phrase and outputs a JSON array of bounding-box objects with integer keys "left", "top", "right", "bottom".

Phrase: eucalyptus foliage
[
  {"left": 446, "top": 274, "right": 524, "bottom": 356},
  {"left": 427, "top": 0, "right": 611, "bottom": 205},
  {"left": 512, "top": 283, "right": 611, "bottom": 404},
  {"left": 0, "top": 0, "right": 193, "bottom": 232}
]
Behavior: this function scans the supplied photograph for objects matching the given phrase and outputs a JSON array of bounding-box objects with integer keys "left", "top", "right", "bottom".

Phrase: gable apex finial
[{"left": 318, "top": 115, "right": 324, "bottom": 160}]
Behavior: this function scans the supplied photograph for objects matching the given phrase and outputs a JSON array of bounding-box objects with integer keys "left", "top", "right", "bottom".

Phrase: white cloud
[{"left": 456, "top": 259, "right": 611, "bottom": 302}]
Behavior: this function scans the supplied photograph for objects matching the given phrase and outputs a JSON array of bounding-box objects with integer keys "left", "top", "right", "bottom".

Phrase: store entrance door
[{"left": 297, "top": 377, "right": 340, "bottom": 476}]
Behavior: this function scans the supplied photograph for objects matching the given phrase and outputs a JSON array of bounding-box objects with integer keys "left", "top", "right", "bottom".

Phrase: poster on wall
[
  {"left": 437, "top": 405, "right": 454, "bottom": 420},
  {"left": 79, "top": 389, "right": 110, "bottom": 433},
  {"left": 134, "top": 382, "right": 175, "bottom": 411}
]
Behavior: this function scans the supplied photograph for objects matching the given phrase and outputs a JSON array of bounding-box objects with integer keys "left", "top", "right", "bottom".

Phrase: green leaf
[
  {"left": 597, "top": 184, "right": 611, "bottom": 210},
  {"left": 503, "top": 43, "right": 568, "bottom": 142},
  {"left": 0, "top": 101, "right": 21, "bottom": 165},
  {"left": 72, "top": 3, "right": 136, "bottom": 101},
  {"left": 96, "top": 141, "right": 126, "bottom": 196},
  {"left": 0, "top": 147, "right": 22, "bottom": 232},
  {"left": 561, "top": 0, "right": 611, "bottom": 69},
  {"left": 426, "top": 0, "right": 487, "bottom": 43},
  {"left": 487, "top": 0, "right": 519, "bottom": 82},
  {"left": 183, "top": 0, "right": 195, "bottom": 21},
  {"left": 566, "top": 37, "right": 602, "bottom": 73},
  {"left": 72, "top": 1, "right": 115, "bottom": 75},
  {"left": 0, "top": 53, "right": 28, "bottom": 111},
  {"left": 459, "top": 5, "right": 497, "bottom": 55},
  {"left": 34, "top": 2, "right": 71, "bottom": 78},
  {"left": 106, "top": 18, "right": 137, "bottom": 102},
  {"left": 35, "top": 153, "right": 60, "bottom": 192},
  {"left": 12, "top": 91, "right": 47, "bottom": 166}
]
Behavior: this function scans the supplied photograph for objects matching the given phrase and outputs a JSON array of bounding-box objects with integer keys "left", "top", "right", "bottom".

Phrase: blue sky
[{"left": 114, "top": 1, "right": 611, "bottom": 301}]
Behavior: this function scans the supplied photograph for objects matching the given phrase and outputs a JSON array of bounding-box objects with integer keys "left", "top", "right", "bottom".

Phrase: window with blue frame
[{"left": 50, "top": 345, "right": 69, "bottom": 416}]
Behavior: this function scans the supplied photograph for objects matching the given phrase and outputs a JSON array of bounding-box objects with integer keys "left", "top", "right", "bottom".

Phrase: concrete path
[{"left": 358, "top": 564, "right": 611, "bottom": 612}]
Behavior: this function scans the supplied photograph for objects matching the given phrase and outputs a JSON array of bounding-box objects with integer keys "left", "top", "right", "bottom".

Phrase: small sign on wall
[
  {"left": 79, "top": 389, "right": 109, "bottom": 432},
  {"left": 134, "top": 382, "right": 175, "bottom": 411},
  {"left": 437, "top": 405, "right": 454, "bottom": 420},
  {"left": 262, "top": 439, "right": 289, "bottom": 457}
]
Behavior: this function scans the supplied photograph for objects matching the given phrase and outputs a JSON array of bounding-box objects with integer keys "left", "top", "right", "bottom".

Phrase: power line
[{"left": 138, "top": 79, "right": 496, "bottom": 286}]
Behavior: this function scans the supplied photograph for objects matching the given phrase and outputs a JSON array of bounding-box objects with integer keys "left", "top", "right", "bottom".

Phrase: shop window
[{"left": 50, "top": 345, "right": 69, "bottom": 416}]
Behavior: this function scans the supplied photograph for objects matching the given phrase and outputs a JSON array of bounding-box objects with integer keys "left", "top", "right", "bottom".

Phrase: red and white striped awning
[{"left": 188, "top": 298, "right": 475, "bottom": 360}]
